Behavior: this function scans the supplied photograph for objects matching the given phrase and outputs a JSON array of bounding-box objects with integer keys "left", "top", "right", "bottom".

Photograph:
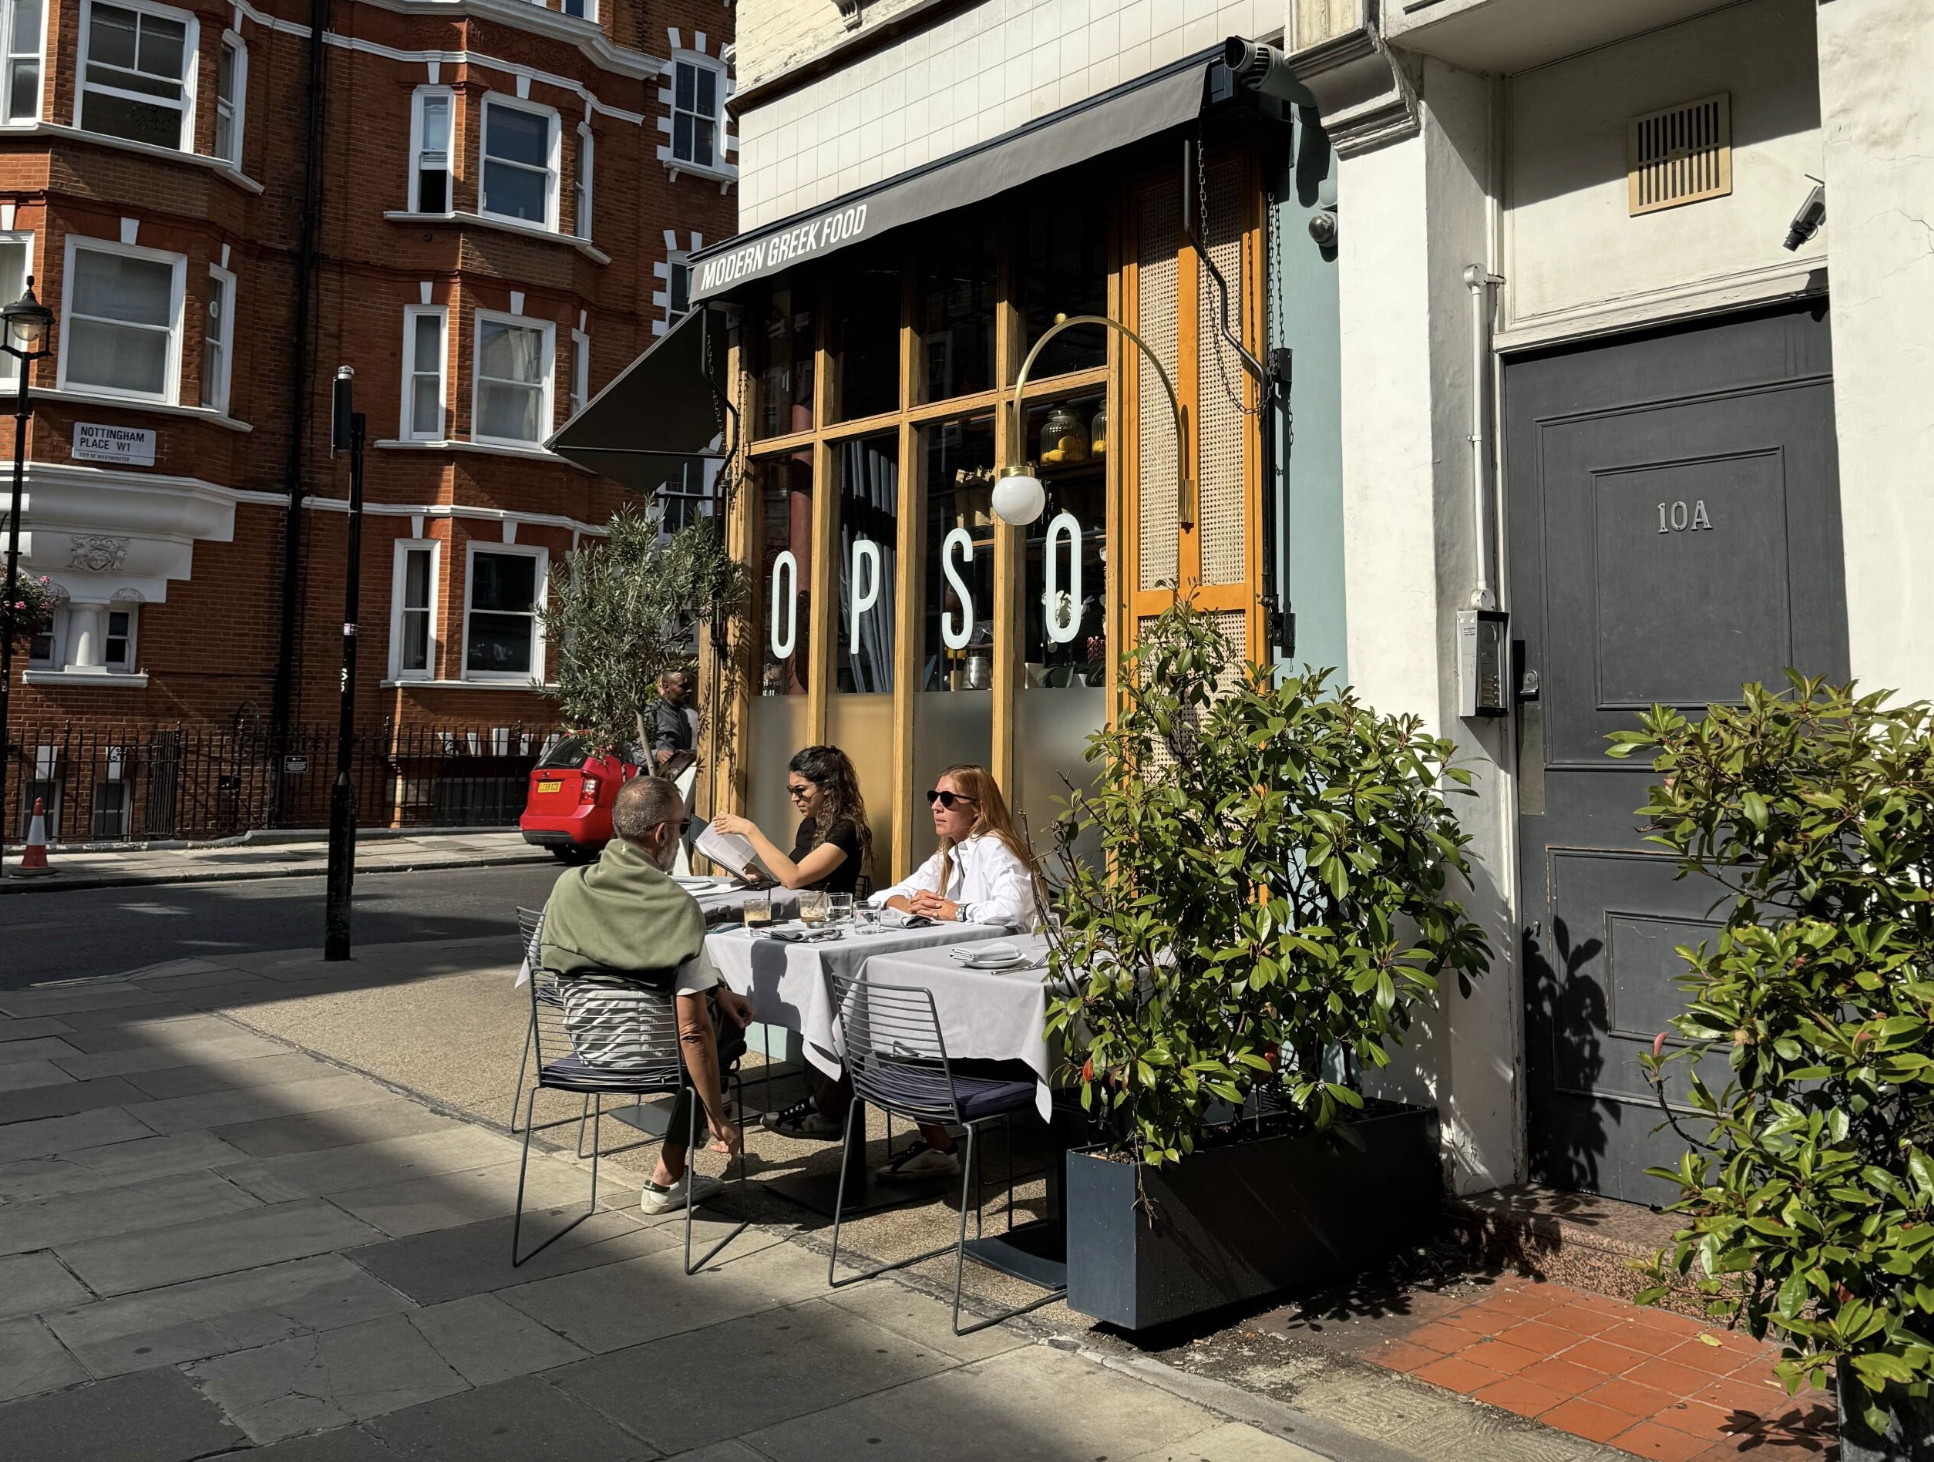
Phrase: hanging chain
[{"left": 1197, "top": 127, "right": 1265, "bottom": 420}]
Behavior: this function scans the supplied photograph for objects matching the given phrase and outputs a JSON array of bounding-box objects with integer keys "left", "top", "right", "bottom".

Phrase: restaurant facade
[{"left": 558, "top": 0, "right": 1934, "bottom": 1218}]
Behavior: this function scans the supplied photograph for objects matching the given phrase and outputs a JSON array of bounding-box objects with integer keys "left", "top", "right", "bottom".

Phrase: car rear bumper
[{"left": 519, "top": 827, "right": 578, "bottom": 850}]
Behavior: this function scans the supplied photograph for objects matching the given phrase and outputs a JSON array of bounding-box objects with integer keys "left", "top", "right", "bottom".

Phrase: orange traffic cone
[{"left": 15, "top": 797, "right": 53, "bottom": 876}]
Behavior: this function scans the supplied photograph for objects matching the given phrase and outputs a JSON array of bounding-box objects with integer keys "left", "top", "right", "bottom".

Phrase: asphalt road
[{"left": 0, "top": 863, "right": 566, "bottom": 988}]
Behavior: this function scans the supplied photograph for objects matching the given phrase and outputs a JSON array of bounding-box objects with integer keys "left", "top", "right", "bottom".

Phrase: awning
[
  {"left": 547, "top": 305, "right": 732, "bottom": 491},
  {"left": 691, "top": 43, "right": 1227, "bottom": 302}
]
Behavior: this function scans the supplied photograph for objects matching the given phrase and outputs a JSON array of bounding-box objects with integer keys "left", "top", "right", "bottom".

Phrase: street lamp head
[
  {"left": 3, "top": 277, "right": 52, "bottom": 351},
  {"left": 991, "top": 464, "right": 1046, "bottom": 526}
]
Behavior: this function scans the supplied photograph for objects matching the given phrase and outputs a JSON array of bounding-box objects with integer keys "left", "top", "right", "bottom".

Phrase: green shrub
[
  {"left": 1045, "top": 598, "right": 1490, "bottom": 1167},
  {"left": 1616, "top": 675, "right": 1934, "bottom": 1431}
]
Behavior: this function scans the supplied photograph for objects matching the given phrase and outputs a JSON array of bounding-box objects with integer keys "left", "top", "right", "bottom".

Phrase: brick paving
[{"left": 1363, "top": 1276, "right": 1837, "bottom": 1461}]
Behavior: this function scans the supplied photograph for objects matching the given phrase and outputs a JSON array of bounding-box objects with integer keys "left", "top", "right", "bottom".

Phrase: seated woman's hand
[
  {"left": 709, "top": 812, "right": 752, "bottom": 837},
  {"left": 908, "top": 891, "right": 960, "bottom": 921}
]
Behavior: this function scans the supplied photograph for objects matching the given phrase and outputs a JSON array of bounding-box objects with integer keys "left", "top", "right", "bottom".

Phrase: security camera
[
  {"left": 1223, "top": 38, "right": 1307, "bottom": 104},
  {"left": 1783, "top": 181, "right": 1825, "bottom": 251},
  {"left": 1308, "top": 209, "right": 1338, "bottom": 248}
]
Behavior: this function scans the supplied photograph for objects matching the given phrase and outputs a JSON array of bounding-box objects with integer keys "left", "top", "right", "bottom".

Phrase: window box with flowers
[{"left": 5, "top": 569, "right": 55, "bottom": 653}]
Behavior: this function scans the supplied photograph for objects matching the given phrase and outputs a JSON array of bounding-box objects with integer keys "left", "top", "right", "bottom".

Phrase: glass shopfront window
[
  {"left": 832, "top": 243, "right": 901, "bottom": 422},
  {"left": 1019, "top": 179, "right": 1109, "bottom": 379},
  {"left": 919, "top": 221, "right": 997, "bottom": 404},
  {"left": 921, "top": 414, "right": 996, "bottom": 693},
  {"left": 1022, "top": 389, "right": 1108, "bottom": 685},
  {"left": 758, "top": 454, "right": 812, "bottom": 697},
  {"left": 835, "top": 431, "right": 898, "bottom": 693},
  {"left": 754, "top": 285, "right": 815, "bottom": 441}
]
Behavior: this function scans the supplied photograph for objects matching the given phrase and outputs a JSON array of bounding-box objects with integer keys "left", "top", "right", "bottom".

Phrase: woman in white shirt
[{"left": 867, "top": 763, "right": 1043, "bottom": 1180}]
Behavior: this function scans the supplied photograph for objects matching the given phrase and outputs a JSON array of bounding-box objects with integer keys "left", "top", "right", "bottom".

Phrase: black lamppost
[
  {"left": 0, "top": 277, "right": 53, "bottom": 879},
  {"left": 323, "top": 366, "right": 366, "bottom": 959}
]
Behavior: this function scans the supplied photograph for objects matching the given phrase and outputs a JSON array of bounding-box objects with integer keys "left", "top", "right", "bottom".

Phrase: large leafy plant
[
  {"left": 1619, "top": 676, "right": 1934, "bottom": 1432},
  {"left": 1045, "top": 599, "right": 1490, "bottom": 1168},
  {"left": 539, "top": 505, "right": 747, "bottom": 755}
]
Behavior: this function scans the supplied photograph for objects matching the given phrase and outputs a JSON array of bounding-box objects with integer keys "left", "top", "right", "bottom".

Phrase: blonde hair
[{"left": 934, "top": 763, "right": 1040, "bottom": 895}]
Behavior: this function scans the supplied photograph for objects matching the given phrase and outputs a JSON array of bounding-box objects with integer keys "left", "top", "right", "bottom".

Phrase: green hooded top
[{"left": 539, "top": 837, "right": 706, "bottom": 979}]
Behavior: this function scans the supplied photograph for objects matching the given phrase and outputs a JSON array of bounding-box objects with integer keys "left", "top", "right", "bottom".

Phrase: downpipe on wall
[{"left": 1463, "top": 265, "right": 1504, "bottom": 614}]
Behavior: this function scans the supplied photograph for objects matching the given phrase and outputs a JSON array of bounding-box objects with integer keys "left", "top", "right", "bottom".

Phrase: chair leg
[
  {"left": 574, "top": 1094, "right": 594, "bottom": 1159},
  {"left": 947, "top": 1121, "right": 1068, "bottom": 1338},
  {"left": 952, "top": 1126, "right": 977, "bottom": 1330},
  {"left": 508, "top": 1016, "right": 534, "bottom": 1132},
  {"left": 514, "top": 1088, "right": 603, "bottom": 1268},
  {"left": 684, "top": 1075, "right": 749, "bottom": 1275},
  {"left": 1004, "top": 1116, "right": 1017, "bottom": 1231},
  {"left": 827, "top": 1106, "right": 960, "bottom": 1291}
]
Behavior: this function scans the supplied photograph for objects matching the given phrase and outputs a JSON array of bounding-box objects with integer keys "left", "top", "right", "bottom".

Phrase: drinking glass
[
  {"left": 798, "top": 890, "right": 829, "bottom": 927},
  {"left": 742, "top": 893, "right": 773, "bottom": 929},
  {"left": 854, "top": 904, "right": 883, "bottom": 936},
  {"left": 828, "top": 893, "right": 854, "bottom": 924}
]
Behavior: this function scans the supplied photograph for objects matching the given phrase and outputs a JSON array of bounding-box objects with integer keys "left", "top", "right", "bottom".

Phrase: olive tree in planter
[
  {"left": 1046, "top": 599, "right": 1491, "bottom": 1329},
  {"left": 1619, "top": 676, "right": 1934, "bottom": 1460}
]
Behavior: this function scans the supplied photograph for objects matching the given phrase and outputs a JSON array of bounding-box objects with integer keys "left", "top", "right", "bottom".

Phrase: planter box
[
  {"left": 1838, "top": 1368, "right": 1934, "bottom": 1462},
  {"left": 1065, "top": 1102, "right": 1442, "bottom": 1330}
]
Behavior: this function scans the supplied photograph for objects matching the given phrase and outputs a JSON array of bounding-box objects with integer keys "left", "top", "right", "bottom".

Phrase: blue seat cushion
[{"left": 950, "top": 1073, "right": 1038, "bottom": 1122}]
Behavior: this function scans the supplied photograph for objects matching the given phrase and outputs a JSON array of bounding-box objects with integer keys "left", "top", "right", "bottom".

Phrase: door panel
[{"left": 1508, "top": 302, "right": 1846, "bottom": 1203}]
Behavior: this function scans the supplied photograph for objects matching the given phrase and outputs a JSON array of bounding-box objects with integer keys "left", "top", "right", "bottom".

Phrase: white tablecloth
[
  {"left": 707, "top": 920, "right": 1011, "bottom": 1077},
  {"left": 860, "top": 935, "right": 1059, "bottom": 1119}
]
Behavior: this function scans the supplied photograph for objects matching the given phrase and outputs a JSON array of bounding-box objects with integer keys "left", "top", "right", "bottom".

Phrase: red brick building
[{"left": 1, "top": 0, "right": 734, "bottom": 838}]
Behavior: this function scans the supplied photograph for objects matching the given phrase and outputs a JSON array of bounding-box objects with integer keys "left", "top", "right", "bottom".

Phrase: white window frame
[
  {"left": 75, "top": 0, "right": 198, "bottom": 154},
  {"left": 0, "top": 0, "right": 49, "bottom": 127},
  {"left": 214, "top": 31, "right": 244, "bottom": 165},
  {"left": 58, "top": 234, "right": 187, "bottom": 404},
  {"left": 478, "top": 94, "right": 559, "bottom": 233},
  {"left": 559, "top": 0, "right": 595, "bottom": 22},
  {"left": 388, "top": 537, "right": 440, "bottom": 680},
  {"left": 103, "top": 605, "right": 136, "bottom": 670},
  {"left": 670, "top": 59, "right": 723, "bottom": 169},
  {"left": 667, "top": 253, "right": 691, "bottom": 325},
  {"left": 573, "top": 122, "right": 593, "bottom": 241},
  {"left": 469, "top": 307, "right": 554, "bottom": 448},
  {"left": 200, "top": 262, "right": 234, "bottom": 414},
  {"left": 461, "top": 541, "right": 548, "bottom": 684},
  {"left": 408, "top": 85, "right": 454, "bottom": 214},
  {"left": 399, "top": 304, "right": 448, "bottom": 441},
  {"left": 0, "top": 229, "right": 30, "bottom": 387},
  {"left": 26, "top": 601, "right": 58, "bottom": 668},
  {"left": 568, "top": 325, "right": 589, "bottom": 420}
]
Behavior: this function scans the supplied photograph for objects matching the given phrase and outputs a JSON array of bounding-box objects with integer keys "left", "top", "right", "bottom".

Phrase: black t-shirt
[{"left": 791, "top": 817, "right": 862, "bottom": 894}]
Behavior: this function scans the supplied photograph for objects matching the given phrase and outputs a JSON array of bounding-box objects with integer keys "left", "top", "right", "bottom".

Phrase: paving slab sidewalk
[{"left": 0, "top": 828, "right": 547, "bottom": 894}]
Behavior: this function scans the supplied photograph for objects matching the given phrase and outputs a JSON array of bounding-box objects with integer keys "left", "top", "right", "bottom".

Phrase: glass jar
[
  {"left": 1039, "top": 406, "right": 1089, "bottom": 465},
  {"left": 1089, "top": 404, "right": 1107, "bottom": 458}
]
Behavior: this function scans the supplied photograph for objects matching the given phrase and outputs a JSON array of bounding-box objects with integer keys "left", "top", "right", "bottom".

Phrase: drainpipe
[
  {"left": 1463, "top": 265, "right": 1503, "bottom": 611},
  {"left": 269, "top": 0, "right": 332, "bottom": 803}
]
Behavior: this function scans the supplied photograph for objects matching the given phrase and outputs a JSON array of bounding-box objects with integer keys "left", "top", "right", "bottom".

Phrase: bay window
[
  {"left": 59, "top": 236, "right": 185, "bottom": 402},
  {"left": 463, "top": 545, "right": 545, "bottom": 682},
  {"left": 471, "top": 311, "right": 552, "bottom": 446},
  {"left": 480, "top": 96, "right": 557, "bottom": 229},
  {"left": 77, "top": 0, "right": 196, "bottom": 153}
]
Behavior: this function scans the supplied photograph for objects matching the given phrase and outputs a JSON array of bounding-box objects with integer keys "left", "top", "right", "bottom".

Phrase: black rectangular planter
[
  {"left": 1065, "top": 1103, "right": 1443, "bottom": 1330},
  {"left": 1838, "top": 1368, "right": 1934, "bottom": 1462}
]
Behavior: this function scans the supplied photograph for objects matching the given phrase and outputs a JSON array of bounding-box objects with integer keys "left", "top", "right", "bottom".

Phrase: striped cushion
[{"left": 560, "top": 977, "right": 681, "bottom": 1075}]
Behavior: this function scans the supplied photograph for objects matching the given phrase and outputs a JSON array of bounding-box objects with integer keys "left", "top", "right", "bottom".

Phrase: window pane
[
  {"left": 754, "top": 285, "right": 815, "bottom": 440},
  {"left": 471, "top": 553, "right": 537, "bottom": 613},
  {"left": 477, "top": 380, "right": 540, "bottom": 440},
  {"left": 400, "top": 609, "right": 429, "bottom": 671},
  {"left": 477, "top": 320, "right": 543, "bottom": 384},
  {"left": 482, "top": 159, "right": 546, "bottom": 221},
  {"left": 674, "top": 63, "right": 693, "bottom": 113},
  {"left": 7, "top": 60, "right": 37, "bottom": 123},
  {"left": 1022, "top": 390, "right": 1108, "bottom": 682},
  {"left": 672, "top": 112, "right": 692, "bottom": 162},
  {"left": 420, "top": 93, "right": 448, "bottom": 150},
  {"left": 669, "top": 263, "right": 690, "bottom": 318},
  {"left": 12, "top": 0, "right": 41, "bottom": 50},
  {"left": 833, "top": 243, "right": 899, "bottom": 421},
  {"left": 134, "top": 15, "right": 184, "bottom": 78},
  {"left": 404, "top": 549, "right": 431, "bottom": 608},
  {"left": 920, "top": 220, "right": 996, "bottom": 403},
  {"left": 695, "top": 68, "right": 716, "bottom": 115},
  {"left": 412, "top": 313, "right": 441, "bottom": 371},
  {"left": 74, "top": 250, "right": 173, "bottom": 326},
  {"left": 200, "top": 275, "right": 226, "bottom": 408},
  {"left": 758, "top": 454, "right": 810, "bottom": 696},
  {"left": 465, "top": 613, "right": 532, "bottom": 674},
  {"left": 68, "top": 317, "right": 169, "bottom": 395},
  {"left": 411, "top": 376, "right": 441, "bottom": 435},
  {"left": 214, "top": 110, "right": 232, "bottom": 160},
  {"left": 217, "top": 43, "right": 234, "bottom": 104},
  {"left": 836, "top": 432, "right": 896, "bottom": 694},
  {"left": 1020, "top": 178, "right": 1108, "bottom": 377},
  {"left": 694, "top": 118, "right": 716, "bottom": 166},
  {"left": 417, "top": 169, "right": 447, "bottom": 213},
  {"left": 485, "top": 105, "right": 549, "bottom": 167},
  {"left": 922, "top": 415, "right": 996, "bottom": 690},
  {"left": 90, "top": 6, "right": 137, "bottom": 68},
  {"left": 80, "top": 90, "right": 180, "bottom": 147}
]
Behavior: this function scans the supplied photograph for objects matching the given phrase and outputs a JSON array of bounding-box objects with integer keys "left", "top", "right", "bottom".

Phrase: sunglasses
[
  {"left": 926, "top": 789, "right": 979, "bottom": 811},
  {"left": 786, "top": 783, "right": 814, "bottom": 800}
]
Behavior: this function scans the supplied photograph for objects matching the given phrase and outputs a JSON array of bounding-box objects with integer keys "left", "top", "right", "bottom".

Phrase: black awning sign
[{"left": 695, "top": 202, "right": 869, "bottom": 297}]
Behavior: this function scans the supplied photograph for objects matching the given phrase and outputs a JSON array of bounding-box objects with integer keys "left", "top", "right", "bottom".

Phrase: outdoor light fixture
[
  {"left": 996, "top": 313, "right": 1192, "bottom": 529},
  {"left": 3, "top": 278, "right": 51, "bottom": 351},
  {"left": 0, "top": 275, "right": 55, "bottom": 882},
  {"left": 1783, "top": 180, "right": 1826, "bottom": 251}
]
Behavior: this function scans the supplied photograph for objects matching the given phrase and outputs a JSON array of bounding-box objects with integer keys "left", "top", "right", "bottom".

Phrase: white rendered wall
[
  {"left": 1337, "top": 58, "right": 1521, "bottom": 1195},
  {"left": 734, "top": 0, "right": 1274, "bottom": 229},
  {"left": 1502, "top": 0, "right": 1824, "bottom": 340},
  {"left": 1816, "top": 0, "right": 1934, "bottom": 701}
]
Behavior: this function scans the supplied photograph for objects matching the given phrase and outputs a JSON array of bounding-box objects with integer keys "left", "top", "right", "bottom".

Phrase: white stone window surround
[
  {"left": 388, "top": 535, "right": 440, "bottom": 679},
  {"left": 215, "top": 29, "right": 245, "bottom": 165},
  {"left": 470, "top": 306, "right": 555, "bottom": 448},
  {"left": 461, "top": 539, "right": 547, "bottom": 683},
  {"left": 1, "top": 0, "right": 47, "bottom": 127},
  {"left": 57, "top": 233, "right": 188, "bottom": 406},
  {"left": 399, "top": 302, "right": 448, "bottom": 440},
  {"left": 659, "top": 32, "right": 736, "bottom": 190},
  {"left": 22, "top": 600, "right": 145, "bottom": 684},
  {"left": 74, "top": 0, "right": 199, "bottom": 155},
  {"left": 200, "top": 261, "right": 234, "bottom": 414},
  {"left": 651, "top": 227, "right": 702, "bottom": 337},
  {"left": 0, "top": 227, "right": 30, "bottom": 387},
  {"left": 478, "top": 92, "right": 561, "bottom": 233},
  {"left": 408, "top": 84, "right": 454, "bottom": 214}
]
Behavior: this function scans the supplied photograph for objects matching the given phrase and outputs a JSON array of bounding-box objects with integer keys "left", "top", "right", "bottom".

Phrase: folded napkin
[
  {"left": 880, "top": 908, "right": 934, "bottom": 929},
  {"left": 952, "top": 942, "right": 1020, "bottom": 963}
]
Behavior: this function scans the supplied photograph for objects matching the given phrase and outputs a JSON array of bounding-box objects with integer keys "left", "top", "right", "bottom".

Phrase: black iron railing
[{"left": 2, "top": 720, "right": 553, "bottom": 844}]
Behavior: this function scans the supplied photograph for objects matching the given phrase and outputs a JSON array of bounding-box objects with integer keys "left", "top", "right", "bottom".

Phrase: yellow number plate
[{"left": 536, "top": 779, "right": 563, "bottom": 794}]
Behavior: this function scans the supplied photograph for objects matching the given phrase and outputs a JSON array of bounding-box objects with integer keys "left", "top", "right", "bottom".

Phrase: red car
[{"left": 518, "top": 735, "right": 642, "bottom": 863}]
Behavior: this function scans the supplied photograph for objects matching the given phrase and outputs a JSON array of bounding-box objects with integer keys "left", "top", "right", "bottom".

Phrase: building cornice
[
  {"left": 0, "top": 123, "right": 265, "bottom": 194},
  {"left": 729, "top": 0, "right": 973, "bottom": 116},
  {"left": 383, "top": 210, "right": 613, "bottom": 263},
  {"left": 31, "top": 388, "right": 253, "bottom": 433},
  {"left": 1287, "top": 14, "right": 1422, "bottom": 158}
]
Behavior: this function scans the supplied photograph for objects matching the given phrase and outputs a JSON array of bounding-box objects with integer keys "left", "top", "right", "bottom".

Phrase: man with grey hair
[{"left": 541, "top": 775, "right": 750, "bottom": 1214}]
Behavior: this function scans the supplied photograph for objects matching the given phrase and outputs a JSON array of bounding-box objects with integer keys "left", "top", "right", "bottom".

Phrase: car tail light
[{"left": 579, "top": 777, "right": 602, "bottom": 803}]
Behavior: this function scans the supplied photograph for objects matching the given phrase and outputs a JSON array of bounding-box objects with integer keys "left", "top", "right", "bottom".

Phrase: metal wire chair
[
  {"left": 512, "top": 966, "right": 748, "bottom": 1273},
  {"left": 507, "top": 907, "right": 593, "bottom": 1147},
  {"left": 824, "top": 970, "right": 1064, "bottom": 1335}
]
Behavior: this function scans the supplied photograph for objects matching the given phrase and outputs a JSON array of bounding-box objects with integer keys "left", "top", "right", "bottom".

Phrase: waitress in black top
[{"left": 708, "top": 744, "right": 870, "bottom": 895}]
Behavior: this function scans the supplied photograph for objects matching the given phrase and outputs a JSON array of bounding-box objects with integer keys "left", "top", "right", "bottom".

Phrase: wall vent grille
[{"left": 1628, "top": 94, "right": 1732, "bottom": 216}]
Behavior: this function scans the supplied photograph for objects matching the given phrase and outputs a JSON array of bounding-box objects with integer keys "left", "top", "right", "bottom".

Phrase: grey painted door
[{"left": 1506, "top": 302, "right": 1847, "bottom": 1204}]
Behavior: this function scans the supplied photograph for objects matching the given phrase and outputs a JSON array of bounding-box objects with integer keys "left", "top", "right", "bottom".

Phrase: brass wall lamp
[{"left": 991, "top": 313, "right": 1193, "bottom": 530}]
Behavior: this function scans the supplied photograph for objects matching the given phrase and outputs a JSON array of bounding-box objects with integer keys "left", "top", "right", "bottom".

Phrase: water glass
[
  {"left": 742, "top": 893, "right": 772, "bottom": 929},
  {"left": 854, "top": 904, "right": 883, "bottom": 936},
  {"left": 828, "top": 893, "right": 854, "bottom": 924},
  {"left": 798, "top": 890, "right": 829, "bottom": 926}
]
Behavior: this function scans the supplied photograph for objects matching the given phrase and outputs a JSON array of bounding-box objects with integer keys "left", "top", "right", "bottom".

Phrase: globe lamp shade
[
  {"left": 3, "top": 280, "right": 51, "bottom": 351},
  {"left": 991, "top": 468, "right": 1046, "bottom": 526}
]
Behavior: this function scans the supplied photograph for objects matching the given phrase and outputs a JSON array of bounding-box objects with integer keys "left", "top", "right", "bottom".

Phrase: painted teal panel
[{"left": 1268, "top": 108, "right": 1345, "bottom": 679}]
